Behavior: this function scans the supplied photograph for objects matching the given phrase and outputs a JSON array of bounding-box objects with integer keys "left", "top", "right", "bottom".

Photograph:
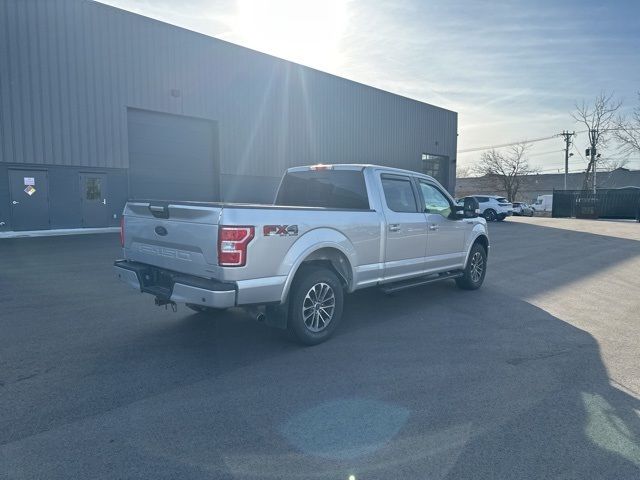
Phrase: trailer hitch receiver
[{"left": 155, "top": 296, "right": 177, "bottom": 312}]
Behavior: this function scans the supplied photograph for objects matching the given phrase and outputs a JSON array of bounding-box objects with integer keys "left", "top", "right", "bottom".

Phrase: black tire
[
  {"left": 496, "top": 214, "right": 506, "bottom": 222},
  {"left": 186, "top": 304, "right": 226, "bottom": 314},
  {"left": 456, "top": 243, "right": 487, "bottom": 290},
  {"left": 528, "top": 211, "right": 534, "bottom": 217},
  {"left": 484, "top": 209, "right": 497, "bottom": 222},
  {"left": 288, "top": 266, "right": 344, "bottom": 346}
]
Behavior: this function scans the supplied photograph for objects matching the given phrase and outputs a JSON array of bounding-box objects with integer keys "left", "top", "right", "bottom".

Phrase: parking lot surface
[{"left": 1, "top": 217, "right": 639, "bottom": 479}]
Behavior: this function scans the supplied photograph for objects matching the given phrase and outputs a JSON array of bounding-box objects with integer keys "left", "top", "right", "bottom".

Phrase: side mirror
[{"left": 462, "top": 197, "right": 479, "bottom": 218}]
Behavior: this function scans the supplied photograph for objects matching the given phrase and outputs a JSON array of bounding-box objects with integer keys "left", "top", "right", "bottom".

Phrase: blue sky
[{"left": 99, "top": 0, "right": 640, "bottom": 172}]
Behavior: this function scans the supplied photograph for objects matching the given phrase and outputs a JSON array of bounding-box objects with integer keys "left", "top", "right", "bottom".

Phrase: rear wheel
[
  {"left": 484, "top": 209, "right": 497, "bottom": 222},
  {"left": 288, "top": 266, "right": 344, "bottom": 345},
  {"left": 456, "top": 243, "right": 487, "bottom": 290}
]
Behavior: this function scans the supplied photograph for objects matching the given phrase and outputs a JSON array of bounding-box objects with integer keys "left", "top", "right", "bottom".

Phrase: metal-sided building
[{"left": 0, "top": 0, "right": 458, "bottom": 232}]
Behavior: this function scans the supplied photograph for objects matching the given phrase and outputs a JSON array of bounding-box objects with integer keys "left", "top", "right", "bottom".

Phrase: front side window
[
  {"left": 419, "top": 181, "right": 452, "bottom": 218},
  {"left": 381, "top": 176, "right": 418, "bottom": 213}
]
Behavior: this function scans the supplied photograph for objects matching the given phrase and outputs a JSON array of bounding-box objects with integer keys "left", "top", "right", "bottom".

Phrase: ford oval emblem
[{"left": 155, "top": 226, "right": 168, "bottom": 236}]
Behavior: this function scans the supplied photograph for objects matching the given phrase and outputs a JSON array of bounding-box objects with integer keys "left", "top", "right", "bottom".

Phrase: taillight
[
  {"left": 218, "top": 226, "right": 254, "bottom": 267},
  {"left": 120, "top": 216, "right": 125, "bottom": 247}
]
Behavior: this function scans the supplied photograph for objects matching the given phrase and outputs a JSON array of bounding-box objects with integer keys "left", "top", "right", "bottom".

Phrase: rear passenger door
[
  {"left": 379, "top": 174, "right": 429, "bottom": 281},
  {"left": 476, "top": 196, "right": 489, "bottom": 214}
]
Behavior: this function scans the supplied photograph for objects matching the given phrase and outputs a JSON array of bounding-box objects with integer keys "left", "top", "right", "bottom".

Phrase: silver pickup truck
[{"left": 114, "top": 164, "right": 488, "bottom": 344}]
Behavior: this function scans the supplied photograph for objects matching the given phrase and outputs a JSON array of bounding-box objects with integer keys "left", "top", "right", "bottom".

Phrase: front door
[
  {"left": 417, "top": 179, "right": 467, "bottom": 271},
  {"left": 8, "top": 169, "right": 50, "bottom": 231},
  {"left": 380, "top": 174, "right": 429, "bottom": 281},
  {"left": 80, "top": 173, "right": 108, "bottom": 227}
]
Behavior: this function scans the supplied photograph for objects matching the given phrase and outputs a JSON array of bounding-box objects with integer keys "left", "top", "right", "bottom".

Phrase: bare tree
[
  {"left": 571, "top": 92, "right": 622, "bottom": 190},
  {"left": 456, "top": 164, "right": 472, "bottom": 178},
  {"left": 615, "top": 91, "right": 640, "bottom": 156},
  {"left": 599, "top": 157, "right": 629, "bottom": 171},
  {"left": 472, "top": 142, "right": 537, "bottom": 201}
]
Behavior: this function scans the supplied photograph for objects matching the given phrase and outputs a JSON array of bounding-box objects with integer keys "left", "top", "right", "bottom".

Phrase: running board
[{"left": 380, "top": 271, "right": 464, "bottom": 294}]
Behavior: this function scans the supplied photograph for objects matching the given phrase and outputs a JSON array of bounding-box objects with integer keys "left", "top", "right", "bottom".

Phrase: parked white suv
[{"left": 471, "top": 195, "right": 513, "bottom": 222}]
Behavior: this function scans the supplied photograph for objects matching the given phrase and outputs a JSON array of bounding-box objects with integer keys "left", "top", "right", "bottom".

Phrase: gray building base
[{"left": 0, "top": 164, "right": 128, "bottom": 232}]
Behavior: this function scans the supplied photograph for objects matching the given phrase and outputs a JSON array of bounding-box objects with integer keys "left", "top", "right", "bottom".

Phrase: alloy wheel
[
  {"left": 302, "top": 282, "right": 336, "bottom": 332},
  {"left": 470, "top": 251, "right": 484, "bottom": 283}
]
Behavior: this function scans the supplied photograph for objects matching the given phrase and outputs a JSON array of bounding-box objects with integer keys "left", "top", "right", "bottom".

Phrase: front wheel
[
  {"left": 456, "top": 243, "right": 487, "bottom": 290},
  {"left": 288, "top": 266, "right": 344, "bottom": 345}
]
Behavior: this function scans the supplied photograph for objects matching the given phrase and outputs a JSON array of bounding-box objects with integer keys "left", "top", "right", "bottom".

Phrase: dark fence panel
[{"left": 552, "top": 189, "right": 640, "bottom": 220}]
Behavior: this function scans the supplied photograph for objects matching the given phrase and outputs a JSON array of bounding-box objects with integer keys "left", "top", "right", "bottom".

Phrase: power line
[
  {"left": 457, "top": 135, "right": 558, "bottom": 153},
  {"left": 457, "top": 127, "right": 640, "bottom": 155},
  {"left": 528, "top": 149, "right": 565, "bottom": 157}
]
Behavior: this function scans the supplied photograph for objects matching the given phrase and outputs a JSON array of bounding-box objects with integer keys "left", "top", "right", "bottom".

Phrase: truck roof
[{"left": 286, "top": 164, "right": 439, "bottom": 183}]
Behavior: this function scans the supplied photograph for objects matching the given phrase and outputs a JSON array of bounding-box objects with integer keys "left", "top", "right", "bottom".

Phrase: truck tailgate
[{"left": 123, "top": 202, "right": 222, "bottom": 277}]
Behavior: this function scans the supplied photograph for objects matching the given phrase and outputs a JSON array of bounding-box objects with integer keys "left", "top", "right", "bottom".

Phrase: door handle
[
  {"left": 12, "top": 200, "right": 19, "bottom": 205},
  {"left": 429, "top": 224, "right": 439, "bottom": 231},
  {"left": 388, "top": 224, "right": 401, "bottom": 232}
]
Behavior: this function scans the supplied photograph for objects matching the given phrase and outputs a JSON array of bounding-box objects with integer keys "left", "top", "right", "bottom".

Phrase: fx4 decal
[{"left": 263, "top": 225, "right": 299, "bottom": 236}]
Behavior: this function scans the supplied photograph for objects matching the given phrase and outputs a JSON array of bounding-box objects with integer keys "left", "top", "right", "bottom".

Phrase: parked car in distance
[
  {"left": 512, "top": 202, "right": 534, "bottom": 216},
  {"left": 532, "top": 194, "right": 553, "bottom": 212},
  {"left": 459, "top": 195, "right": 513, "bottom": 221},
  {"left": 115, "top": 164, "right": 489, "bottom": 345}
]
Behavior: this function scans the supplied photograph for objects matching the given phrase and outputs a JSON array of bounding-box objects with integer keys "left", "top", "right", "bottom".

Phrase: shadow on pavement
[{"left": 1, "top": 225, "right": 639, "bottom": 478}]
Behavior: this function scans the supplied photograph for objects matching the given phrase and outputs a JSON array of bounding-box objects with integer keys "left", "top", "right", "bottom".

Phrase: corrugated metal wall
[{"left": 0, "top": 0, "right": 457, "bottom": 185}]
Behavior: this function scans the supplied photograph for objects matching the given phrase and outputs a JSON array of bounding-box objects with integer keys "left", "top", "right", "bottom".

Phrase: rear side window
[
  {"left": 275, "top": 169, "right": 370, "bottom": 209},
  {"left": 496, "top": 197, "right": 509, "bottom": 203},
  {"left": 476, "top": 196, "right": 489, "bottom": 203},
  {"left": 381, "top": 176, "right": 418, "bottom": 213}
]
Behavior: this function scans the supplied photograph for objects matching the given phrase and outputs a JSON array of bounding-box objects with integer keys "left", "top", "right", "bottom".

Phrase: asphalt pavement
[{"left": 1, "top": 217, "right": 639, "bottom": 479}]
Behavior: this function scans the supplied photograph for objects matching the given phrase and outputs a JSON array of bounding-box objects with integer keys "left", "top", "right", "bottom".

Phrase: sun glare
[{"left": 232, "top": 0, "right": 348, "bottom": 71}]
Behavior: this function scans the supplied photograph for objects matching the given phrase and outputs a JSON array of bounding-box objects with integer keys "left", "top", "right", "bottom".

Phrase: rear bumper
[{"left": 114, "top": 260, "right": 236, "bottom": 309}]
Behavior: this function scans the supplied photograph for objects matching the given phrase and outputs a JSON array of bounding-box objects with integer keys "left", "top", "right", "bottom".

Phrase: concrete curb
[{"left": 0, "top": 227, "right": 120, "bottom": 239}]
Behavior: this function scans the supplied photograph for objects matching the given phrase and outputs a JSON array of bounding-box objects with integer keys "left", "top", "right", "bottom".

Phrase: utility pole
[
  {"left": 558, "top": 131, "right": 575, "bottom": 190},
  {"left": 590, "top": 129, "right": 597, "bottom": 194},
  {"left": 582, "top": 129, "right": 599, "bottom": 192}
]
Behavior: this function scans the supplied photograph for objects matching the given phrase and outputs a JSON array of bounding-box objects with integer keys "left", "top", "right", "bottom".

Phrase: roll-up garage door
[{"left": 127, "top": 109, "right": 219, "bottom": 201}]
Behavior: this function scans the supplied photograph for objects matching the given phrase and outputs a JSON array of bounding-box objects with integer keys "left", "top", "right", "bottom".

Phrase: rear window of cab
[{"left": 275, "top": 169, "right": 370, "bottom": 210}]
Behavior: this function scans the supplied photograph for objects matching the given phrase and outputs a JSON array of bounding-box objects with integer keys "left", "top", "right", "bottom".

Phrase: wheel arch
[
  {"left": 279, "top": 229, "right": 357, "bottom": 303},
  {"left": 464, "top": 232, "right": 489, "bottom": 266}
]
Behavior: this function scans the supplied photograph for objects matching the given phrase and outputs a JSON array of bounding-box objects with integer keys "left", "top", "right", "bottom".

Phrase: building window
[
  {"left": 421, "top": 153, "right": 449, "bottom": 188},
  {"left": 85, "top": 177, "right": 102, "bottom": 200}
]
